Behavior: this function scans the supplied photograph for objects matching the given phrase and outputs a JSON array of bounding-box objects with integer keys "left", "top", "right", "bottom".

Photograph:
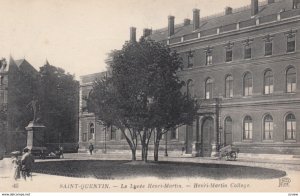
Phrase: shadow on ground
[{"left": 32, "top": 160, "right": 286, "bottom": 180}]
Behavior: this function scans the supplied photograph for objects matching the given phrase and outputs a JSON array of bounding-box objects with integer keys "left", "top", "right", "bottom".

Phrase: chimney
[
  {"left": 268, "top": 0, "right": 274, "bottom": 4},
  {"left": 143, "top": 28, "right": 152, "bottom": 37},
  {"left": 193, "top": 9, "right": 200, "bottom": 30},
  {"left": 225, "top": 7, "right": 233, "bottom": 15},
  {"left": 130, "top": 27, "right": 136, "bottom": 42},
  {"left": 168, "top": 15, "right": 175, "bottom": 37},
  {"left": 184, "top": 18, "right": 191, "bottom": 26},
  {"left": 251, "top": 0, "right": 259, "bottom": 16}
]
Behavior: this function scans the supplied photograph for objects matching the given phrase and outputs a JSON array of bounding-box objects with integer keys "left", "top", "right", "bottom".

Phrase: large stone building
[
  {"left": 0, "top": 57, "right": 40, "bottom": 153},
  {"left": 79, "top": 0, "right": 300, "bottom": 156}
]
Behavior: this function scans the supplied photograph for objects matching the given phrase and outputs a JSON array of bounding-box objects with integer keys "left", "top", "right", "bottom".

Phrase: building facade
[
  {"left": 79, "top": 0, "right": 300, "bottom": 156},
  {"left": 0, "top": 57, "right": 40, "bottom": 153}
]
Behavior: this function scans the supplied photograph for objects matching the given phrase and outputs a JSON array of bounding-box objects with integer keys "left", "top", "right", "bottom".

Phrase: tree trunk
[
  {"left": 131, "top": 148, "right": 136, "bottom": 161},
  {"left": 143, "top": 145, "right": 148, "bottom": 162},
  {"left": 154, "top": 139, "right": 160, "bottom": 162},
  {"left": 154, "top": 129, "right": 162, "bottom": 162}
]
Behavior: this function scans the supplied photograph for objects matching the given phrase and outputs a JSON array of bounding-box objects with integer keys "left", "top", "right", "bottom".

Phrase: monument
[{"left": 25, "top": 97, "right": 46, "bottom": 156}]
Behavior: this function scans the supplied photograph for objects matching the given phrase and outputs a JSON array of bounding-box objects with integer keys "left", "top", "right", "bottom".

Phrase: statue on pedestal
[
  {"left": 26, "top": 96, "right": 41, "bottom": 123},
  {"left": 25, "top": 97, "right": 46, "bottom": 155}
]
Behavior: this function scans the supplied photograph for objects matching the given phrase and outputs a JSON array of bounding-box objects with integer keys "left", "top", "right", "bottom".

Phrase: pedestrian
[
  {"left": 21, "top": 148, "right": 34, "bottom": 181},
  {"left": 11, "top": 153, "right": 21, "bottom": 180},
  {"left": 59, "top": 145, "right": 64, "bottom": 159},
  {"left": 181, "top": 146, "right": 185, "bottom": 155},
  {"left": 88, "top": 143, "right": 94, "bottom": 155}
]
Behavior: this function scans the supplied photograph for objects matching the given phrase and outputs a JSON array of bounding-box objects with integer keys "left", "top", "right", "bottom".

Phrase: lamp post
[
  {"left": 164, "top": 131, "right": 168, "bottom": 157},
  {"left": 103, "top": 126, "right": 107, "bottom": 154}
]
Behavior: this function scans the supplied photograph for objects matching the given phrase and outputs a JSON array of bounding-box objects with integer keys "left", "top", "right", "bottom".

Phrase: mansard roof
[{"left": 149, "top": 0, "right": 295, "bottom": 42}]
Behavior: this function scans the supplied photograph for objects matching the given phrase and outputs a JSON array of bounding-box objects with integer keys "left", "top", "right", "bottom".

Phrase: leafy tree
[
  {"left": 39, "top": 62, "right": 79, "bottom": 144},
  {"left": 88, "top": 37, "right": 198, "bottom": 162}
]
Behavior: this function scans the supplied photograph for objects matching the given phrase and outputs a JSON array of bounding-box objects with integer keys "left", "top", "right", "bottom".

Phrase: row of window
[
  {"left": 82, "top": 123, "right": 179, "bottom": 142},
  {"left": 225, "top": 113, "right": 297, "bottom": 141},
  {"left": 187, "top": 31, "right": 296, "bottom": 67},
  {"left": 187, "top": 66, "right": 297, "bottom": 99}
]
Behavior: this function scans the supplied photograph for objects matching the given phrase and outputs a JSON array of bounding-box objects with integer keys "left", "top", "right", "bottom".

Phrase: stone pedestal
[{"left": 25, "top": 121, "right": 46, "bottom": 152}]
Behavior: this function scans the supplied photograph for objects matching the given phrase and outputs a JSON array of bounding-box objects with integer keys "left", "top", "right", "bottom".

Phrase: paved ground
[{"left": 0, "top": 152, "right": 300, "bottom": 192}]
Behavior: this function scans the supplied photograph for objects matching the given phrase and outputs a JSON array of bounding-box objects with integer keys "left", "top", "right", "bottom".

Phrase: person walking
[
  {"left": 21, "top": 148, "right": 34, "bottom": 181},
  {"left": 88, "top": 143, "right": 94, "bottom": 155},
  {"left": 11, "top": 153, "right": 21, "bottom": 180}
]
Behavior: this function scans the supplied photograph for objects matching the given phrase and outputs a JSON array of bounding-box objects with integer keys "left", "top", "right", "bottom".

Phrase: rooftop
[{"left": 149, "top": 0, "right": 297, "bottom": 42}]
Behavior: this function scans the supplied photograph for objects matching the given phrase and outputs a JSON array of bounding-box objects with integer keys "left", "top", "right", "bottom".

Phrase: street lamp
[
  {"left": 103, "top": 126, "right": 107, "bottom": 154},
  {"left": 164, "top": 131, "right": 168, "bottom": 157}
]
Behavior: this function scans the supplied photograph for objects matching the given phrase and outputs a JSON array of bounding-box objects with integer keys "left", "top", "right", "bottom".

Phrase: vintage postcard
[{"left": 0, "top": 0, "right": 300, "bottom": 194}]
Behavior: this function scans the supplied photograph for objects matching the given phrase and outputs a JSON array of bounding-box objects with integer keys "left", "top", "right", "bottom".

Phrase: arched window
[
  {"left": 243, "top": 72, "right": 253, "bottom": 96},
  {"left": 224, "top": 117, "right": 233, "bottom": 145},
  {"left": 263, "top": 115, "right": 273, "bottom": 140},
  {"left": 187, "top": 79, "right": 194, "bottom": 98},
  {"left": 264, "top": 70, "right": 273, "bottom": 95},
  {"left": 243, "top": 116, "right": 253, "bottom": 140},
  {"left": 285, "top": 114, "right": 296, "bottom": 140},
  {"left": 205, "top": 78, "right": 213, "bottom": 99},
  {"left": 286, "top": 67, "right": 296, "bottom": 93},
  {"left": 225, "top": 75, "right": 233, "bottom": 98},
  {"left": 89, "top": 123, "right": 95, "bottom": 140}
]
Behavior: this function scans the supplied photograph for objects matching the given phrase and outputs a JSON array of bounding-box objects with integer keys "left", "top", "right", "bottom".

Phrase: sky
[{"left": 0, "top": 0, "right": 249, "bottom": 79}]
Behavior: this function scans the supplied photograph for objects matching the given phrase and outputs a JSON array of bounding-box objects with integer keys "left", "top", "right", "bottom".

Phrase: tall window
[
  {"left": 225, "top": 75, "right": 233, "bottom": 98},
  {"left": 89, "top": 123, "right": 95, "bottom": 140},
  {"left": 243, "top": 116, "right": 253, "bottom": 140},
  {"left": 204, "top": 47, "right": 213, "bottom": 65},
  {"left": 205, "top": 78, "right": 213, "bottom": 99},
  {"left": 111, "top": 127, "right": 116, "bottom": 140},
  {"left": 224, "top": 41, "right": 234, "bottom": 62},
  {"left": 224, "top": 117, "right": 233, "bottom": 145},
  {"left": 287, "top": 33, "right": 296, "bottom": 53},
  {"left": 263, "top": 115, "right": 273, "bottom": 140},
  {"left": 187, "top": 51, "right": 194, "bottom": 68},
  {"left": 264, "top": 70, "right": 273, "bottom": 95},
  {"left": 243, "top": 72, "right": 253, "bottom": 96},
  {"left": 226, "top": 49, "right": 233, "bottom": 62},
  {"left": 286, "top": 67, "right": 296, "bottom": 93},
  {"left": 243, "top": 38, "right": 253, "bottom": 59},
  {"left": 0, "top": 76, "right": 3, "bottom": 85},
  {"left": 170, "top": 128, "right": 178, "bottom": 140},
  {"left": 265, "top": 41, "right": 273, "bottom": 56},
  {"left": 285, "top": 114, "right": 296, "bottom": 140},
  {"left": 187, "top": 79, "right": 194, "bottom": 98},
  {"left": 205, "top": 51, "right": 212, "bottom": 65},
  {"left": 244, "top": 45, "right": 252, "bottom": 59}
]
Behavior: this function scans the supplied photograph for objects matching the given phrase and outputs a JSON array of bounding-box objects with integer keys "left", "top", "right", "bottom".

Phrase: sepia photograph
[{"left": 0, "top": 0, "right": 300, "bottom": 194}]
